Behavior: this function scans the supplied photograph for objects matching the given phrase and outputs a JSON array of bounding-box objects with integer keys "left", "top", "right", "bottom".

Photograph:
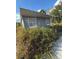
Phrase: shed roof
[{"left": 20, "top": 8, "right": 52, "bottom": 18}]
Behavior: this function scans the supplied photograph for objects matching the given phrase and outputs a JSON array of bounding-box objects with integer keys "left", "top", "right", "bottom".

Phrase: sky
[{"left": 16, "top": 0, "right": 59, "bottom": 22}]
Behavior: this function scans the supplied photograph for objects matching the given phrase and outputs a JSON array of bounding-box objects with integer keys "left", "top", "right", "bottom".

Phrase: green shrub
[
  {"left": 27, "top": 28, "right": 54, "bottom": 59},
  {"left": 16, "top": 27, "right": 61, "bottom": 59}
]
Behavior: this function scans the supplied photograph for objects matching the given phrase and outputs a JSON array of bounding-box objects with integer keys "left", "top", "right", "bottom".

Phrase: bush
[
  {"left": 16, "top": 26, "right": 61, "bottom": 59},
  {"left": 27, "top": 28, "right": 54, "bottom": 59},
  {"left": 16, "top": 26, "right": 26, "bottom": 59}
]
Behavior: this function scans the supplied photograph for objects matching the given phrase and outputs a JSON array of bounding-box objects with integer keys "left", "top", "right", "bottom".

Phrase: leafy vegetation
[
  {"left": 50, "top": 2, "right": 62, "bottom": 24},
  {"left": 28, "top": 28, "right": 54, "bottom": 59},
  {"left": 39, "top": 10, "right": 46, "bottom": 14},
  {"left": 16, "top": 25, "right": 61, "bottom": 59},
  {"left": 50, "top": 2, "right": 62, "bottom": 37},
  {"left": 16, "top": 26, "right": 54, "bottom": 59}
]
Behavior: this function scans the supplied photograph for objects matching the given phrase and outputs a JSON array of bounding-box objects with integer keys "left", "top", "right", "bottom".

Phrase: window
[
  {"left": 23, "top": 17, "right": 29, "bottom": 28},
  {"left": 28, "top": 18, "right": 37, "bottom": 27},
  {"left": 45, "top": 19, "right": 50, "bottom": 26}
]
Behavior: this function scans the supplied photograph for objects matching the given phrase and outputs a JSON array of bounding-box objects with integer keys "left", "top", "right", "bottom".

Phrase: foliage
[
  {"left": 50, "top": 3, "right": 62, "bottom": 24},
  {"left": 16, "top": 22, "right": 21, "bottom": 27},
  {"left": 50, "top": 4, "right": 62, "bottom": 16},
  {"left": 16, "top": 25, "right": 31, "bottom": 59},
  {"left": 27, "top": 28, "right": 54, "bottom": 59},
  {"left": 16, "top": 26, "right": 58, "bottom": 59},
  {"left": 49, "top": 2, "right": 62, "bottom": 38},
  {"left": 39, "top": 10, "right": 46, "bottom": 14}
]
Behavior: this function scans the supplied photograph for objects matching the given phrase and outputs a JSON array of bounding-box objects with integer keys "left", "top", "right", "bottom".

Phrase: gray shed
[{"left": 20, "top": 8, "right": 52, "bottom": 28}]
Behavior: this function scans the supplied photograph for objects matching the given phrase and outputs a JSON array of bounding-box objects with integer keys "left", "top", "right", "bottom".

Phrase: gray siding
[
  {"left": 23, "top": 17, "right": 29, "bottom": 28},
  {"left": 37, "top": 18, "right": 50, "bottom": 27},
  {"left": 22, "top": 17, "right": 50, "bottom": 28}
]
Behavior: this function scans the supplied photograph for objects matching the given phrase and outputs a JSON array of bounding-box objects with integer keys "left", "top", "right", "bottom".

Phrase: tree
[
  {"left": 40, "top": 10, "right": 46, "bottom": 14},
  {"left": 50, "top": 2, "right": 62, "bottom": 23},
  {"left": 50, "top": 2, "right": 62, "bottom": 35}
]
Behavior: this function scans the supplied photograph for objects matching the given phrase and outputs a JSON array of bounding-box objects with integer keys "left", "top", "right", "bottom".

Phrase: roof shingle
[{"left": 20, "top": 8, "right": 52, "bottom": 18}]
